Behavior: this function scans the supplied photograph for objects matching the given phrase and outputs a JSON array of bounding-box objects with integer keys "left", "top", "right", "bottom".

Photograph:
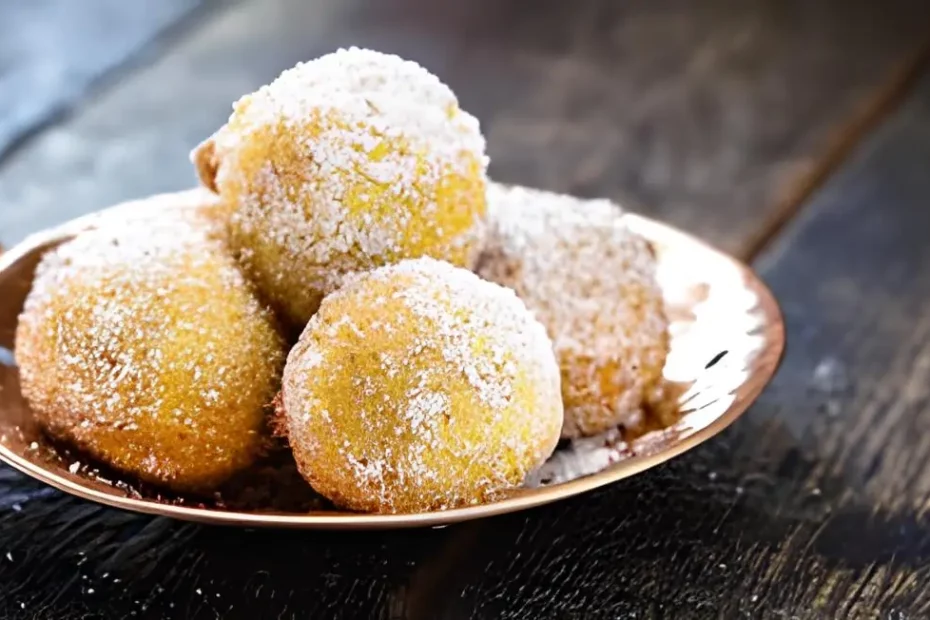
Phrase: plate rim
[{"left": 0, "top": 205, "right": 785, "bottom": 530}]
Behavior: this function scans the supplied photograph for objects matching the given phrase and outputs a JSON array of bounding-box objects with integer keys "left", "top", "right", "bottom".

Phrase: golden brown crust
[
  {"left": 191, "top": 136, "right": 219, "bottom": 193},
  {"left": 199, "top": 48, "right": 490, "bottom": 326},
  {"left": 15, "top": 211, "right": 285, "bottom": 494},
  {"left": 478, "top": 183, "right": 670, "bottom": 439},
  {"left": 280, "top": 258, "right": 562, "bottom": 514}
]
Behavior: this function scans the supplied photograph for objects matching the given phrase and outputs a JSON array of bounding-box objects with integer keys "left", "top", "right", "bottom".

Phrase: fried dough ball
[
  {"left": 15, "top": 217, "right": 285, "bottom": 493},
  {"left": 477, "top": 183, "right": 669, "bottom": 438},
  {"left": 280, "top": 258, "right": 562, "bottom": 514},
  {"left": 192, "top": 47, "right": 489, "bottom": 326},
  {"left": 95, "top": 187, "right": 232, "bottom": 244}
]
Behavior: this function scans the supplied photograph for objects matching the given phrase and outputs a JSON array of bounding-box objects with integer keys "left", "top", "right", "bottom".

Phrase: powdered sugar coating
[
  {"left": 477, "top": 183, "right": 669, "bottom": 438},
  {"left": 281, "top": 257, "right": 562, "bottom": 514},
  {"left": 96, "top": 187, "right": 232, "bottom": 244},
  {"left": 193, "top": 47, "right": 489, "bottom": 325},
  {"left": 15, "top": 210, "right": 285, "bottom": 492},
  {"left": 86, "top": 187, "right": 230, "bottom": 241}
]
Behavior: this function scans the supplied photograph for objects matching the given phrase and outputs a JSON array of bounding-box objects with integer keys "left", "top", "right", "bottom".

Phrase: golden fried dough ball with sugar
[
  {"left": 477, "top": 183, "right": 669, "bottom": 439},
  {"left": 193, "top": 47, "right": 489, "bottom": 326},
  {"left": 100, "top": 187, "right": 233, "bottom": 244},
  {"left": 15, "top": 219, "right": 285, "bottom": 493},
  {"left": 281, "top": 258, "right": 562, "bottom": 514}
]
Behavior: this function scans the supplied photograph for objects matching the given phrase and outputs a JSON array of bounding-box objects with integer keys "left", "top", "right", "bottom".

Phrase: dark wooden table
[{"left": 3, "top": 1, "right": 930, "bottom": 618}]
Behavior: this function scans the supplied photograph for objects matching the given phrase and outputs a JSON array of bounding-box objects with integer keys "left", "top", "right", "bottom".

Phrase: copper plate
[{"left": 0, "top": 199, "right": 784, "bottom": 529}]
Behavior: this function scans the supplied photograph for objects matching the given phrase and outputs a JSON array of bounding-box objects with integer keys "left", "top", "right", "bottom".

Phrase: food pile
[{"left": 15, "top": 48, "right": 670, "bottom": 514}]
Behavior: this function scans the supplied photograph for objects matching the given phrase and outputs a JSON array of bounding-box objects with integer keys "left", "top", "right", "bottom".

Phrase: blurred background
[{"left": 2, "top": 0, "right": 928, "bottom": 256}]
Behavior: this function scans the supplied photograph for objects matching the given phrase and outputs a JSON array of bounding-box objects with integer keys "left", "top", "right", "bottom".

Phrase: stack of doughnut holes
[{"left": 15, "top": 47, "right": 668, "bottom": 514}]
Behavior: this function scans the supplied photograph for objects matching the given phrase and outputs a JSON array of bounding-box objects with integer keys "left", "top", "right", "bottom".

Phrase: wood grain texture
[
  {"left": 0, "top": 0, "right": 204, "bottom": 160},
  {"left": 413, "top": 72, "right": 930, "bottom": 620},
  {"left": 2, "top": 0, "right": 930, "bottom": 252},
  {"left": 1, "top": 1, "right": 930, "bottom": 619}
]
